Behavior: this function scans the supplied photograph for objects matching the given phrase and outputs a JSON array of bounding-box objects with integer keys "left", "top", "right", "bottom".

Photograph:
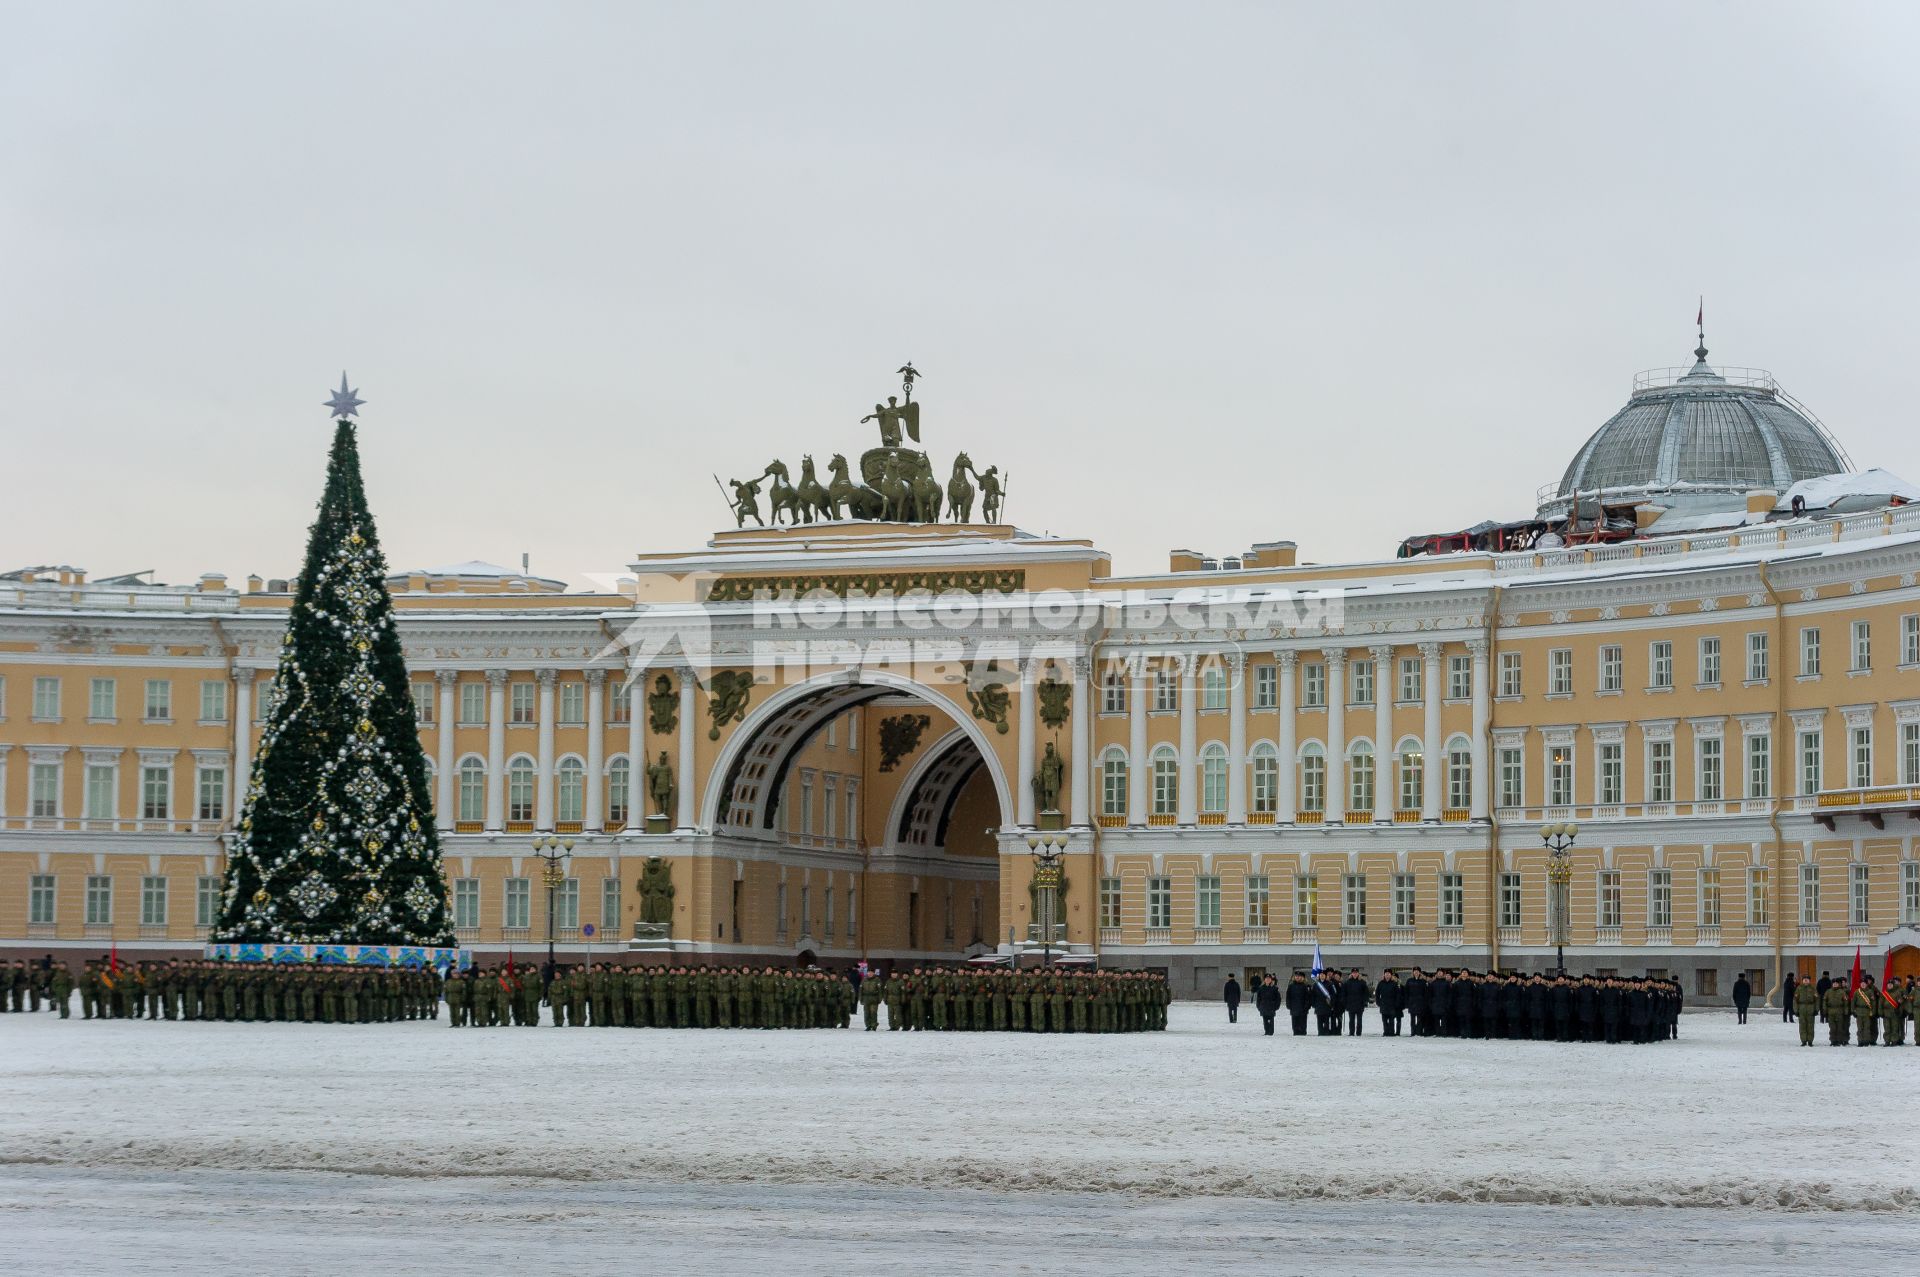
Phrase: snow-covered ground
[{"left": 2, "top": 1005, "right": 1913, "bottom": 1274}]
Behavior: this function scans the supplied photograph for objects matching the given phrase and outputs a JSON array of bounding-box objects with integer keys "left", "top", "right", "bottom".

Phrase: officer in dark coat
[
  {"left": 1780, "top": 973, "right": 1796, "bottom": 1023},
  {"left": 1223, "top": 974, "right": 1241, "bottom": 1024},
  {"left": 1626, "top": 979, "right": 1652, "bottom": 1043},
  {"left": 1452, "top": 973, "right": 1476, "bottom": 1038},
  {"left": 1340, "top": 969, "right": 1369, "bottom": 1035},
  {"left": 1598, "top": 977, "right": 1622, "bottom": 1044},
  {"left": 1430, "top": 970, "right": 1452, "bottom": 1036},
  {"left": 1284, "top": 973, "right": 1312, "bottom": 1036},
  {"left": 1575, "top": 976, "right": 1598, "bottom": 1042},
  {"left": 1375, "top": 970, "right": 1404, "bottom": 1036},
  {"left": 1500, "top": 975, "right": 1524, "bottom": 1039},
  {"left": 1312, "top": 975, "right": 1338, "bottom": 1035},
  {"left": 1731, "top": 973, "right": 1752, "bottom": 1024},
  {"left": 1528, "top": 976, "right": 1553, "bottom": 1041},
  {"left": 1476, "top": 974, "right": 1500, "bottom": 1039},
  {"left": 1404, "top": 968, "right": 1429, "bottom": 1036},
  {"left": 1254, "top": 976, "right": 1282, "bottom": 1037}
]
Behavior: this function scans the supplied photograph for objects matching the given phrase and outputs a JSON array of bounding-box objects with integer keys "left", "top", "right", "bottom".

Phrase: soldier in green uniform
[
  {"left": 1821, "top": 980, "right": 1849, "bottom": 1045},
  {"left": 1793, "top": 975, "right": 1819, "bottom": 1045},
  {"left": 445, "top": 970, "right": 467, "bottom": 1026},
  {"left": 50, "top": 961, "right": 73, "bottom": 1018},
  {"left": 1852, "top": 977, "right": 1880, "bottom": 1046},
  {"left": 860, "top": 972, "right": 883, "bottom": 1030},
  {"left": 1882, "top": 976, "right": 1907, "bottom": 1046}
]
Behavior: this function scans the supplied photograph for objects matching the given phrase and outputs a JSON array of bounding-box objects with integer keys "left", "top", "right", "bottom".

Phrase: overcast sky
[{"left": 4, "top": 3, "right": 1917, "bottom": 588}]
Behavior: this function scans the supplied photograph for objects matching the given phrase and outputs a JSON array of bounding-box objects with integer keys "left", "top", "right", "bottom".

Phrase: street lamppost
[
  {"left": 1541, "top": 822, "right": 1578, "bottom": 974},
  {"left": 531, "top": 835, "right": 574, "bottom": 981},
  {"left": 1027, "top": 834, "right": 1068, "bottom": 968}
]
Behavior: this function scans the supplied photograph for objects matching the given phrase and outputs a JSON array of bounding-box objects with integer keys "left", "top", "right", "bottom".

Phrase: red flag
[
  {"left": 1881, "top": 951, "right": 1898, "bottom": 1006},
  {"left": 1847, "top": 946, "right": 1862, "bottom": 995},
  {"left": 506, "top": 948, "right": 515, "bottom": 978},
  {"left": 110, "top": 941, "right": 120, "bottom": 975}
]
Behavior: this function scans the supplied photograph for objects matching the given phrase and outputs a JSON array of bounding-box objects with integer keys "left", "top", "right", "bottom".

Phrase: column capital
[
  {"left": 435, "top": 668, "right": 461, "bottom": 687},
  {"left": 1321, "top": 648, "right": 1347, "bottom": 669},
  {"left": 583, "top": 668, "right": 608, "bottom": 687},
  {"left": 1071, "top": 655, "right": 1093, "bottom": 679},
  {"left": 1467, "top": 638, "right": 1490, "bottom": 658},
  {"left": 1173, "top": 652, "right": 1199, "bottom": 677},
  {"left": 1367, "top": 643, "right": 1393, "bottom": 664},
  {"left": 1224, "top": 650, "right": 1247, "bottom": 672},
  {"left": 1276, "top": 649, "right": 1299, "bottom": 670},
  {"left": 536, "top": 668, "right": 559, "bottom": 688},
  {"left": 484, "top": 668, "right": 510, "bottom": 687},
  {"left": 230, "top": 667, "right": 256, "bottom": 685},
  {"left": 1419, "top": 641, "right": 1443, "bottom": 662}
]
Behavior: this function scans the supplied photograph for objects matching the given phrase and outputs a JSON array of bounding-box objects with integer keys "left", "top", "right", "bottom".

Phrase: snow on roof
[
  {"left": 1780, "top": 468, "right": 1920, "bottom": 512},
  {"left": 421, "top": 560, "right": 521, "bottom": 577}
]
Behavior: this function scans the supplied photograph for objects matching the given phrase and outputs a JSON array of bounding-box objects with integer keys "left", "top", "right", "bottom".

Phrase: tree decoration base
[{"left": 205, "top": 941, "right": 471, "bottom": 970}]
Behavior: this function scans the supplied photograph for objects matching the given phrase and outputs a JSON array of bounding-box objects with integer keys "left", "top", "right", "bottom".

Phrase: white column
[
  {"left": 1016, "top": 660, "right": 1038, "bottom": 827},
  {"left": 434, "top": 670, "right": 457, "bottom": 832},
  {"left": 1324, "top": 649, "right": 1346, "bottom": 821},
  {"left": 624, "top": 670, "right": 646, "bottom": 830},
  {"left": 484, "top": 670, "right": 508, "bottom": 831},
  {"left": 230, "top": 669, "right": 253, "bottom": 799},
  {"left": 534, "top": 669, "right": 557, "bottom": 831},
  {"left": 1226, "top": 651, "right": 1248, "bottom": 825},
  {"left": 584, "top": 669, "right": 606, "bottom": 832},
  {"left": 1069, "top": 656, "right": 1091, "bottom": 828},
  {"left": 1372, "top": 644, "right": 1394, "bottom": 823},
  {"left": 676, "top": 669, "right": 697, "bottom": 830},
  {"left": 1176, "top": 654, "right": 1198, "bottom": 826},
  {"left": 1469, "top": 638, "right": 1491, "bottom": 821},
  {"left": 1276, "top": 651, "right": 1297, "bottom": 824},
  {"left": 1421, "top": 641, "right": 1444, "bottom": 822},
  {"left": 1128, "top": 659, "right": 1149, "bottom": 826}
]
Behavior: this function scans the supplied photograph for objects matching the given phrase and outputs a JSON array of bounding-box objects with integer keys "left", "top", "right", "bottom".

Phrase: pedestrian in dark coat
[
  {"left": 1254, "top": 977, "right": 1282, "bottom": 1037},
  {"left": 1404, "top": 969, "right": 1429, "bottom": 1036},
  {"left": 1223, "top": 975, "right": 1241, "bottom": 1024},
  {"left": 1575, "top": 979, "right": 1598, "bottom": 1042},
  {"left": 1375, "top": 971, "right": 1404, "bottom": 1036},
  {"left": 1732, "top": 974, "right": 1752, "bottom": 1024},
  {"left": 1341, "top": 970, "right": 1369, "bottom": 1035},
  {"left": 1780, "top": 973, "right": 1796, "bottom": 1024},
  {"left": 1284, "top": 974, "right": 1311, "bottom": 1036}
]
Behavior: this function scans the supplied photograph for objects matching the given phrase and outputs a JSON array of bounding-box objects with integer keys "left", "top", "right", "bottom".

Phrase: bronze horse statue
[{"left": 947, "top": 453, "right": 976, "bottom": 523}]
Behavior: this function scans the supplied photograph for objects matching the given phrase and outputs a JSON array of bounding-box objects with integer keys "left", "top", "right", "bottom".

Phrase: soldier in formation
[
  {"left": 1805, "top": 973, "right": 1919, "bottom": 1047},
  {"left": 445, "top": 962, "right": 858, "bottom": 1029},
  {"left": 29, "top": 957, "right": 443, "bottom": 1023},
  {"left": 1382, "top": 968, "right": 1684, "bottom": 1044},
  {"left": 863, "top": 965, "right": 1168, "bottom": 1032}
]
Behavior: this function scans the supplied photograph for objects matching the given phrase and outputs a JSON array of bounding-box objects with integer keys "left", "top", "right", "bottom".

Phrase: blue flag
[{"left": 1311, "top": 941, "right": 1325, "bottom": 975}]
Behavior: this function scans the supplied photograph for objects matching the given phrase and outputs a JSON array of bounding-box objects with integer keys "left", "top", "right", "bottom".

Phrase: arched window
[
  {"left": 556, "top": 757, "right": 585, "bottom": 823},
  {"left": 1100, "top": 747, "right": 1129, "bottom": 818},
  {"left": 507, "top": 758, "right": 535, "bottom": 823},
  {"left": 608, "top": 757, "right": 630, "bottom": 826},
  {"left": 1200, "top": 743, "right": 1228, "bottom": 813},
  {"left": 1348, "top": 740, "right": 1375, "bottom": 815},
  {"left": 1250, "top": 742, "right": 1278, "bottom": 813},
  {"left": 1397, "top": 739, "right": 1423, "bottom": 813},
  {"left": 457, "top": 757, "right": 486, "bottom": 823},
  {"left": 1151, "top": 746, "right": 1179, "bottom": 816},
  {"left": 1447, "top": 736, "right": 1474, "bottom": 811},
  {"left": 1299, "top": 743, "right": 1325, "bottom": 813}
]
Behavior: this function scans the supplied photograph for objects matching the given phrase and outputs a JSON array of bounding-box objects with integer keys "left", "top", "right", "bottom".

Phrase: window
[
  {"left": 85, "top": 875, "right": 112, "bottom": 926},
  {"left": 452, "top": 879, "right": 480, "bottom": 929},
  {"left": 504, "top": 878, "right": 531, "bottom": 930},
  {"left": 1195, "top": 875, "right": 1222, "bottom": 928},
  {"left": 30, "top": 761, "right": 60, "bottom": 818},
  {"left": 1747, "top": 867, "right": 1770, "bottom": 927},
  {"left": 823, "top": 777, "right": 838, "bottom": 839},
  {"left": 1350, "top": 659, "right": 1375, "bottom": 706},
  {"left": 608, "top": 758, "right": 630, "bottom": 825},
  {"left": 140, "top": 875, "right": 168, "bottom": 927},
  {"left": 1850, "top": 620, "right": 1871, "bottom": 673},
  {"left": 1343, "top": 873, "right": 1367, "bottom": 928},
  {"left": 1598, "top": 871, "right": 1622, "bottom": 928},
  {"left": 799, "top": 776, "right": 813, "bottom": 836},
  {"left": 1649, "top": 869, "right": 1672, "bottom": 927},
  {"left": 1201, "top": 664, "right": 1227, "bottom": 711},
  {"left": 196, "top": 876, "right": 220, "bottom": 929},
  {"left": 1147, "top": 876, "right": 1172, "bottom": 929},
  {"left": 1850, "top": 726, "right": 1873, "bottom": 789},
  {"left": 1648, "top": 739, "right": 1674, "bottom": 803},
  {"left": 1902, "top": 861, "right": 1920, "bottom": 925},
  {"left": 1747, "top": 632, "right": 1769, "bottom": 682},
  {"left": 1099, "top": 877, "right": 1122, "bottom": 929},
  {"left": 1798, "top": 862, "right": 1820, "bottom": 927},
  {"left": 33, "top": 675, "right": 61, "bottom": 720},
  {"left": 846, "top": 885, "right": 858, "bottom": 939},
  {"left": 197, "top": 764, "right": 226, "bottom": 821},
  {"left": 1699, "top": 868, "right": 1721, "bottom": 927},
  {"left": 1649, "top": 641, "right": 1673, "bottom": 690},
  {"left": 1598, "top": 645, "right": 1622, "bottom": 693},
  {"left": 460, "top": 683, "right": 486, "bottom": 725},
  {"left": 199, "top": 680, "right": 227, "bottom": 723},
  {"left": 1102, "top": 671, "right": 1127, "bottom": 714},
  {"left": 1250, "top": 744, "right": 1278, "bottom": 813},
  {"left": 1200, "top": 745, "right": 1227, "bottom": 814},
  {"left": 845, "top": 782, "right": 859, "bottom": 842},
  {"left": 140, "top": 765, "right": 170, "bottom": 820},
  {"left": 1697, "top": 737, "right": 1723, "bottom": 802},
  {"left": 410, "top": 682, "right": 435, "bottom": 724},
  {"left": 554, "top": 878, "right": 580, "bottom": 931},
  {"left": 1799, "top": 728, "right": 1823, "bottom": 796},
  {"left": 1849, "top": 863, "right": 1870, "bottom": 927},
  {"left": 29, "top": 874, "right": 55, "bottom": 925},
  {"left": 1904, "top": 615, "right": 1919, "bottom": 667},
  {"left": 1100, "top": 750, "right": 1128, "bottom": 818},
  {"left": 1696, "top": 969, "right": 1719, "bottom": 998},
  {"left": 602, "top": 876, "right": 622, "bottom": 931},
  {"left": 1153, "top": 665, "right": 1177, "bottom": 712},
  {"left": 1299, "top": 745, "right": 1325, "bottom": 813},
  {"left": 1598, "top": 742, "right": 1623, "bottom": 804},
  {"left": 1151, "top": 748, "right": 1178, "bottom": 817},
  {"left": 1348, "top": 741, "right": 1374, "bottom": 813},
  {"left": 1905, "top": 723, "right": 1920, "bottom": 786},
  {"left": 1448, "top": 654, "right": 1472, "bottom": 700},
  {"left": 1302, "top": 662, "right": 1325, "bottom": 708},
  {"left": 1399, "top": 657, "right": 1422, "bottom": 703},
  {"left": 556, "top": 757, "right": 584, "bottom": 823},
  {"left": 1699, "top": 636, "right": 1721, "bottom": 686},
  {"left": 1252, "top": 664, "right": 1276, "bottom": 709},
  {"left": 609, "top": 680, "right": 632, "bottom": 723},
  {"left": 1439, "top": 872, "right": 1464, "bottom": 928},
  {"left": 1498, "top": 651, "right": 1522, "bottom": 698},
  {"left": 1547, "top": 743, "right": 1574, "bottom": 807},
  {"left": 144, "top": 678, "right": 171, "bottom": 722},
  {"left": 1800, "top": 627, "right": 1821, "bottom": 677},
  {"left": 559, "top": 682, "right": 585, "bottom": 725},
  {"left": 1498, "top": 872, "right": 1521, "bottom": 929},
  {"left": 1548, "top": 648, "right": 1572, "bottom": 696},
  {"left": 89, "top": 677, "right": 117, "bottom": 720},
  {"left": 1447, "top": 745, "right": 1472, "bottom": 810},
  {"left": 1245, "top": 875, "right": 1270, "bottom": 928},
  {"left": 1293, "top": 874, "right": 1318, "bottom": 927},
  {"left": 1497, "top": 746, "right": 1523, "bottom": 809},
  {"left": 1397, "top": 745, "right": 1422, "bottom": 812},
  {"left": 507, "top": 759, "right": 535, "bottom": 823},
  {"left": 458, "top": 759, "right": 486, "bottom": 823},
  {"left": 1391, "top": 873, "right": 1415, "bottom": 927},
  {"left": 1747, "top": 733, "right": 1771, "bottom": 798},
  {"left": 510, "top": 682, "right": 536, "bottom": 724}
]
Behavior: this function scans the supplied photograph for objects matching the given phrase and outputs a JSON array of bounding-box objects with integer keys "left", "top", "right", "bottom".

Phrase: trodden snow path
[{"left": 2, "top": 1004, "right": 1913, "bottom": 1213}]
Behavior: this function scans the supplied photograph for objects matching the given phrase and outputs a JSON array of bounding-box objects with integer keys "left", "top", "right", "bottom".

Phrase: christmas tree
[{"left": 215, "top": 378, "right": 454, "bottom": 947}]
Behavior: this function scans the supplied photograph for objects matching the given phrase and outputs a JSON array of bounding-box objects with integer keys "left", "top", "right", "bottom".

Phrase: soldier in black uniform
[
  {"left": 1375, "top": 970, "right": 1403, "bottom": 1036},
  {"left": 1340, "top": 969, "right": 1369, "bottom": 1035},
  {"left": 1284, "top": 973, "right": 1311, "bottom": 1036}
]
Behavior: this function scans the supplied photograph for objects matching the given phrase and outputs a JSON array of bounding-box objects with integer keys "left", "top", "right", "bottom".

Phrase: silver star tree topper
[{"left": 324, "top": 372, "right": 365, "bottom": 419}]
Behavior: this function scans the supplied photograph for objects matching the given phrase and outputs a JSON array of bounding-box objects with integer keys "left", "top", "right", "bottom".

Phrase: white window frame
[
  {"left": 1747, "top": 631, "right": 1769, "bottom": 682},
  {"left": 452, "top": 878, "right": 480, "bottom": 929},
  {"left": 1391, "top": 872, "right": 1415, "bottom": 928},
  {"left": 1800, "top": 627, "right": 1821, "bottom": 677},
  {"left": 1252, "top": 664, "right": 1277, "bottom": 710},
  {"left": 1649, "top": 868, "right": 1672, "bottom": 928},
  {"left": 89, "top": 677, "right": 117, "bottom": 721},
  {"left": 1438, "top": 872, "right": 1464, "bottom": 928},
  {"left": 1343, "top": 873, "right": 1367, "bottom": 928},
  {"left": 1851, "top": 620, "right": 1871, "bottom": 673},
  {"left": 1698, "top": 636, "right": 1721, "bottom": 687},
  {"left": 1597, "top": 870, "right": 1622, "bottom": 929},
  {"left": 1498, "top": 651, "right": 1522, "bottom": 698},
  {"left": 1148, "top": 876, "right": 1172, "bottom": 929},
  {"left": 144, "top": 678, "right": 171, "bottom": 723},
  {"left": 1598, "top": 645, "right": 1622, "bottom": 693},
  {"left": 1195, "top": 874, "right": 1222, "bottom": 928},
  {"left": 1649, "top": 641, "right": 1674, "bottom": 690},
  {"left": 1301, "top": 662, "right": 1325, "bottom": 708},
  {"left": 199, "top": 679, "right": 227, "bottom": 723},
  {"left": 1548, "top": 648, "right": 1573, "bottom": 696}
]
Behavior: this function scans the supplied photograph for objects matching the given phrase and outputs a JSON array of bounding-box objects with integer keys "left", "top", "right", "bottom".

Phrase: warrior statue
[
  {"left": 637, "top": 857, "right": 676, "bottom": 926},
  {"left": 1031, "top": 740, "right": 1065, "bottom": 813},
  {"left": 646, "top": 749, "right": 676, "bottom": 817}
]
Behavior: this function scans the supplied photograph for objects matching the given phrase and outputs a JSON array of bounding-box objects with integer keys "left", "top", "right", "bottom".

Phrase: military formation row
[
  {"left": 446, "top": 964, "right": 855, "bottom": 1028},
  {"left": 1251, "top": 969, "right": 1686, "bottom": 1043},
  {"left": 862, "top": 967, "right": 1170, "bottom": 1032},
  {"left": 5, "top": 959, "right": 443, "bottom": 1023},
  {"left": 1790, "top": 976, "right": 1920, "bottom": 1046}
]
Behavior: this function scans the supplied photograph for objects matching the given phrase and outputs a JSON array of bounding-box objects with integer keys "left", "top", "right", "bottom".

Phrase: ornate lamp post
[
  {"left": 531, "top": 835, "right": 574, "bottom": 978},
  {"left": 1540, "top": 822, "right": 1578, "bottom": 974},
  {"left": 1027, "top": 833, "right": 1068, "bottom": 968}
]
